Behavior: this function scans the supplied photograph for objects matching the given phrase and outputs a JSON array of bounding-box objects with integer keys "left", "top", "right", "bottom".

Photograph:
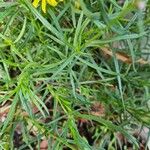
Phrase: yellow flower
[
  {"left": 32, "top": 0, "right": 63, "bottom": 13},
  {"left": 75, "top": 0, "right": 80, "bottom": 9}
]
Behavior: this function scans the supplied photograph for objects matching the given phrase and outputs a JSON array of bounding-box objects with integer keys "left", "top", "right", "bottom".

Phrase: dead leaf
[
  {"left": 100, "top": 47, "right": 149, "bottom": 65},
  {"left": 91, "top": 102, "right": 105, "bottom": 117},
  {"left": 40, "top": 139, "right": 48, "bottom": 150}
]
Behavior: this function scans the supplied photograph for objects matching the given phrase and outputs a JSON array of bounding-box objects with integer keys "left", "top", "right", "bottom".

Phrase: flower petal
[
  {"left": 47, "top": 0, "right": 58, "bottom": 7},
  {"left": 42, "top": 0, "right": 46, "bottom": 13},
  {"left": 32, "top": 0, "right": 40, "bottom": 8}
]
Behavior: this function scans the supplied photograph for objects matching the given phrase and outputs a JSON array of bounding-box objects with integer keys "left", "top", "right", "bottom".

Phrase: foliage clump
[{"left": 0, "top": 0, "right": 150, "bottom": 149}]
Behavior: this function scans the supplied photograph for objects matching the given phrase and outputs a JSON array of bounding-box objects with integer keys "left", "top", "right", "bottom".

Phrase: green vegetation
[{"left": 0, "top": 0, "right": 150, "bottom": 149}]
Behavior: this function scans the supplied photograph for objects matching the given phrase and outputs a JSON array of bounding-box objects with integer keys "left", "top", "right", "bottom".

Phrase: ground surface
[{"left": 0, "top": 0, "right": 150, "bottom": 149}]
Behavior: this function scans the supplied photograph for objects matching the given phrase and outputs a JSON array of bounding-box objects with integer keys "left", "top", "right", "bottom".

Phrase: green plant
[{"left": 0, "top": 0, "right": 150, "bottom": 149}]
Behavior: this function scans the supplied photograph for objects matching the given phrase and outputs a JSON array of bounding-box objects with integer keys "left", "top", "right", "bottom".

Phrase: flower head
[{"left": 32, "top": 0, "right": 63, "bottom": 13}]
